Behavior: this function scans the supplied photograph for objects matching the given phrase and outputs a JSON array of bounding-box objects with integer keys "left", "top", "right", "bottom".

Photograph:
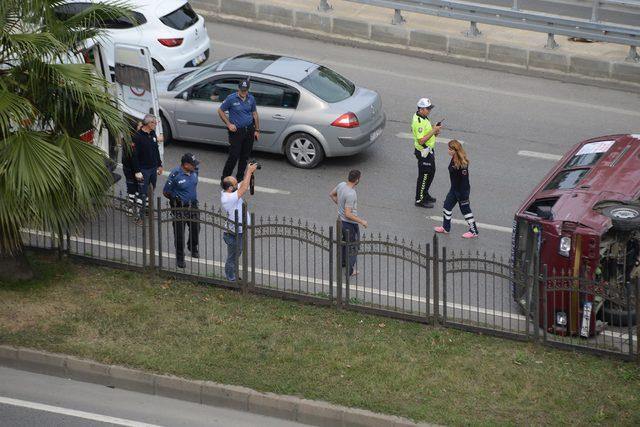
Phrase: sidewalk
[{"left": 191, "top": 0, "right": 640, "bottom": 90}]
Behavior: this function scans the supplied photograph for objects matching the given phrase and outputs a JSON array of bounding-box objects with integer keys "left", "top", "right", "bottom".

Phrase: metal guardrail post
[
  {"left": 626, "top": 46, "right": 639, "bottom": 62},
  {"left": 626, "top": 281, "right": 633, "bottom": 357},
  {"left": 590, "top": 0, "right": 600, "bottom": 22},
  {"left": 636, "top": 277, "right": 640, "bottom": 359},
  {"left": 542, "top": 265, "right": 548, "bottom": 342},
  {"left": 464, "top": 21, "right": 481, "bottom": 38},
  {"left": 242, "top": 203, "right": 249, "bottom": 293},
  {"left": 234, "top": 208, "right": 240, "bottom": 290},
  {"left": 318, "top": 0, "right": 332, "bottom": 12},
  {"left": 545, "top": 33, "right": 559, "bottom": 49},
  {"left": 440, "top": 245, "right": 446, "bottom": 325},
  {"left": 250, "top": 212, "right": 256, "bottom": 288},
  {"left": 432, "top": 233, "right": 440, "bottom": 325},
  {"left": 512, "top": 0, "right": 519, "bottom": 11},
  {"left": 392, "top": 8, "right": 406, "bottom": 25}
]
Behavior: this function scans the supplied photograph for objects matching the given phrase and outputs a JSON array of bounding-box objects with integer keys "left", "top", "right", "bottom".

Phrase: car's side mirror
[{"left": 537, "top": 206, "right": 553, "bottom": 220}]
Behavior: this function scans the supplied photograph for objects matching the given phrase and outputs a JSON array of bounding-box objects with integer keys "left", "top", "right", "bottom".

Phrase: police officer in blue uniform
[
  {"left": 218, "top": 78, "right": 260, "bottom": 182},
  {"left": 163, "top": 153, "right": 200, "bottom": 268}
]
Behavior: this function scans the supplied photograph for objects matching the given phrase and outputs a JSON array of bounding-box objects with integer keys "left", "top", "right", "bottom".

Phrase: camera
[{"left": 249, "top": 160, "right": 262, "bottom": 170}]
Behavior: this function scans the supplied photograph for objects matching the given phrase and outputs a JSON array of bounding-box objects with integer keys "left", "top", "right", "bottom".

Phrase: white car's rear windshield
[
  {"left": 300, "top": 66, "right": 355, "bottom": 103},
  {"left": 160, "top": 2, "right": 198, "bottom": 30}
]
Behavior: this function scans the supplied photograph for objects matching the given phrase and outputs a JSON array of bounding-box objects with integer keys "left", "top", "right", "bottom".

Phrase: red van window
[{"left": 544, "top": 169, "right": 589, "bottom": 190}]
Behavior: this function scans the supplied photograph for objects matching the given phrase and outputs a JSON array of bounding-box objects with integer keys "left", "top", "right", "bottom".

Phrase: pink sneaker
[
  {"left": 462, "top": 231, "right": 479, "bottom": 239},
  {"left": 434, "top": 226, "right": 449, "bottom": 234}
]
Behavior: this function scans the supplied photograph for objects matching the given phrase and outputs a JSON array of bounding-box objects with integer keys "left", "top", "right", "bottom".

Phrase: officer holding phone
[{"left": 412, "top": 98, "right": 442, "bottom": 208}]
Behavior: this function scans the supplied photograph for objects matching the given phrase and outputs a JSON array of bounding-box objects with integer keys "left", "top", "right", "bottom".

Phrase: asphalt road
[
  {"left": 0, "top": 366, "right": 307, "bottom": 427},
  {"left": 135, "top": 21, "right": 639, "bottom": 260}
]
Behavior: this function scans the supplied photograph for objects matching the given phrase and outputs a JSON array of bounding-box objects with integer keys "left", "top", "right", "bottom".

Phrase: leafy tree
[{"left": 0, "top": 0, "right": 132, "bottom": 279}]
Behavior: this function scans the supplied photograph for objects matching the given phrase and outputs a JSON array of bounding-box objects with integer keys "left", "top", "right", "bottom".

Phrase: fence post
[
  {"left": 432, "top": 233, "right": 440, "bottom": 325},
  {"left": 636, "top": 277, "right": 640, "bottom": 359},
  {"left": 533, "top": 253, "right": 540, "bottom": 340},
  {"left": 336, "top": 220, "right": 343, "bottom": 308},
  {"left": 590, "top": 0, "right": 600, "bottom": 22},
  {"left": 156, "top": 197, "right": 163, "bottom": 271},
  {"left": 392, "top": 9, "right": 405, "bottom": 25},
  {"left": 242, "top": 204, "right": 249, "bottom": 292},
  {"left": 542, "top": 265, "right": 548, "bottom": 342},
  {"left": 66, "top": 228, "right": 70, "bottom": 256},
  {"left": 57, "top": 225, "right": 63, "bottom": 260},
  {"left": 329, "top": 225, "right": 334, "bottom": 303},
  {"left": 626, "top": 281, "right": 634, "bottom": 357},
  {"left": 344, "top": 228, "right": 351, "bottom": 306},
  {"left": 148, "top": 187, "right": 155, "bottom": 270},
  {"left": 464, "top": 21, "right": 481, "bottom": 37},
  {"left": 234, "top": 208, "right": 241, "bottom": 291},
  {"left": 426, "top": 243, "right": 431, "bottom": 320},
  {"left": 441, "top": 246, "right": 447, "bottom": 325},
  {"left": 142, "top": 200, "right": 147, "bottom": 268},
  {"left": 626, "top": 46, "right": 639, "bottom": 62},
  {"left": 250, "top": 212, "right": 256, "bottom": 289}
]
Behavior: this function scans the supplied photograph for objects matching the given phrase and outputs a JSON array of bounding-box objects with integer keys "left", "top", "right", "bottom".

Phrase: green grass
[{"left": 1, "top": 253, "right": 640, "bottom": 425}]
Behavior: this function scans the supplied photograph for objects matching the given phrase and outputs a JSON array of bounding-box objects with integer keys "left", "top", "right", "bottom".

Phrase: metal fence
[
  {"left": 21, "top": 193, "right": 639, "bottom": 361},
  {"left": 319, "top": 0, "right": 640, "bottom": 61}
]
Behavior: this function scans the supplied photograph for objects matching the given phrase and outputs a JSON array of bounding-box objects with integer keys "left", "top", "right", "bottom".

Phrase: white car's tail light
[
  {"left": 331, "top": 112, "right": 359, "bottom": 128},
  {"left": 158, "top": 38, "right": 184, "bottom": 47}
]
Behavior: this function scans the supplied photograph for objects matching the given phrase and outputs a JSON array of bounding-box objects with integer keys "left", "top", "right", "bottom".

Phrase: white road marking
[
  {"left": 23, "top": 229, "right": 635, "bottom": 343},
  {"left": 396, "top": 133, "right": 463, "bottom": 145},
  {"left": 517, "top": 150, "right": 562, "bottom": 161},
  {"left": 209, "top": 39, "right": 640, "bottom": 118},
  {"left": 115, "top": 164, "right": 290, "bottom": 195},
  {"left": 427, "top": 216, "right": 513, "bottom": 233},
  {"left": 0, "top": 396, "right": 162, "bottom": 427}
]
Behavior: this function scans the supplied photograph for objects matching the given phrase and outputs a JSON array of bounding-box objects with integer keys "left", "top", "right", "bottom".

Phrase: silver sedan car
[{"left": 156, "top": 53, "right": 386, "bottom": 168}]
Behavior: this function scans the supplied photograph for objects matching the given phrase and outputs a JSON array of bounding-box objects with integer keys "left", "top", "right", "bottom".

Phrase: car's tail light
[
  {"left": 331, "top": 112, "right": 359, "bottom": 128},
  {"left": 158, "top": 38, "right": 184, "bottom": 47},
  {"left": 79, "top": 129, "right": 94, "bottom": 144}
]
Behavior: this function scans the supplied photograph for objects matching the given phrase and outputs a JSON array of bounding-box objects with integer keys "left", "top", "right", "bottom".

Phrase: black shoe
[
  {"left": 426, "top": 196, "right": 437, "bottom": 203},
  {"left": 177, "top": 259, "right": 186, "bottom": 269},
  {"left": 191, "top": 251, "right": 199, "bottom": 259},
  {"left": 415, "top": 201, "right": 434, "bottom": 208}
]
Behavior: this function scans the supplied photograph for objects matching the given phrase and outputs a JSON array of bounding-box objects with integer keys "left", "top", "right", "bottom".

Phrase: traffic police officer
[
  {"left": 412, "top": 98, "right": 442, "bottom": 208},
  {"left": 163, "top": 153, "right": 200, "bottom": 269}
]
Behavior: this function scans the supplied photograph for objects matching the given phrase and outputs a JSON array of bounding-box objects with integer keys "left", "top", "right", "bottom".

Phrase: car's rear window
[
  {"left": 544, "top": 169, "right": 590, "bottom": 191},
  {"left": 300, "top": 66, "right": 355, "bottom": 103},
  {"left": 54, "top": 3, "right": 147, "bottom": 28},
  {"left": 564, "top": 140, "right": 615, "bottom": 168},
  {"left": 160, "top": 2, "right": 198, "bottom": 30}
]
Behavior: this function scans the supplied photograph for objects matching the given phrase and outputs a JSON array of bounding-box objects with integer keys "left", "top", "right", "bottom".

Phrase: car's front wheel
[{"left": 284, "top": 133, "right": 325, "bottom": 169}]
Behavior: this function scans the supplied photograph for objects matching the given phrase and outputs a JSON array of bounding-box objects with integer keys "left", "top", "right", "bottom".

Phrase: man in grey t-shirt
[{"left": 330, "top": 170, "right": 367, "bottom": 277}]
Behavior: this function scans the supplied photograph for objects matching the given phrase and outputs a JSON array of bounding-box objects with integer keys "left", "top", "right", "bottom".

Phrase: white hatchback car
[{"left": 55, "top": 0, "right": 211, "bottom": 72}]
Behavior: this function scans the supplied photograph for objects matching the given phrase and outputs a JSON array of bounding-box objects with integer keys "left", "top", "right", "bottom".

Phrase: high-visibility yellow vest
[{"left": 411, "top": 113, "right": 435, "bottom": 151}]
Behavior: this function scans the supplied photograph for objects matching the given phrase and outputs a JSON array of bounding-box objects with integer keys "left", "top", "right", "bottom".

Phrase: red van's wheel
[{"left": 602, "top": 205, "right": 640, "bottom": 232}]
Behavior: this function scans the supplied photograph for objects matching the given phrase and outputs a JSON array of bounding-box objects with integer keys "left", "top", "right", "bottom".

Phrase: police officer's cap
[
  {"left": 181, "top": 152, "right": 200, "bottom": 166},
  {"left": 417, "top": 98, "right": 434, "bottom": 109},
  {"left": 238, "top": 79, "right": 250, "bottom": 90}
]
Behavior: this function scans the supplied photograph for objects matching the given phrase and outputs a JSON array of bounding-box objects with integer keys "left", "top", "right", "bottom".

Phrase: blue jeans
[{"left": 223, "top": 232, "right": 243, "bottom": 281}]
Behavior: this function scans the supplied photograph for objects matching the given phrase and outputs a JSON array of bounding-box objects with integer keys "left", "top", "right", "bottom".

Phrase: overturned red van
[{"left": 512, "top": 134, "right": 640, "bottom": 336}]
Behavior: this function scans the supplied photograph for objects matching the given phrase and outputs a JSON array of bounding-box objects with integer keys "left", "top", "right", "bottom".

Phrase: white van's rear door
[{"left": 113, "top": 43, "right": 164, "bottom": 160}]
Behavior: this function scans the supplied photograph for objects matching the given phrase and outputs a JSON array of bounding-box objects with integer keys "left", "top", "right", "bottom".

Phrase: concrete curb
[
  {"left": 192, "top": 0, "right": 640, "bottom": 93},
  {"left": 0, "top": 345, "right": 435, "bottom": 427}
]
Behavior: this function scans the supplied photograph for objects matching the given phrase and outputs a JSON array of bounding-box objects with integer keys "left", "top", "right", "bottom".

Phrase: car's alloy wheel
[{"left": 285, "top": 133, "right": 324, "bottom": 169}]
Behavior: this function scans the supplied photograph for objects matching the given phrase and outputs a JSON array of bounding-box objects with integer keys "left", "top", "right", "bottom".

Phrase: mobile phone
[{"left": 436, "top": 118, "right": 445, "bottom": 127}]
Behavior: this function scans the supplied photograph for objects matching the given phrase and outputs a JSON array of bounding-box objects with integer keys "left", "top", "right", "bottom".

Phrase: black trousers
[
  {"left": 415, "top": 149, "right": 435, "bottom": 203},
  {"left": 222, "top": 125, "right": 254, "bottom": 182},
  {"left": 172, "top": 200, "right": 200, "bottom": 262},
  {"left": 442, "top": 189, "right": 478, "bottom": 234}
]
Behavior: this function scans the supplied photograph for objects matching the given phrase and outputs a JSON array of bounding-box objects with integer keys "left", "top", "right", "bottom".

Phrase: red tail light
[
  {"left": 331, "top": 112, "right": 359, "bottom": 128},
  {"left": 158, "top": 38, "right": 184, "bottom": 47},
  {"left": 79, "top": 129, "right": 94, "bottom": 144}
]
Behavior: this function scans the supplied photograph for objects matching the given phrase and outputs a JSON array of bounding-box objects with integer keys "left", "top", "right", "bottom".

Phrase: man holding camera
[
  {"left": 221, "top": 162, "right": 259, "bottom": 282},
  {"left": 163, "top": 153, "right": 200, "bottom": 269},
  {"left": 218, "top": 79, "right": 260, "bottom": 183}
]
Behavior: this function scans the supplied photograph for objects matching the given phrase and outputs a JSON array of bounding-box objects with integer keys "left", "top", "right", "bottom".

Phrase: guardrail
[{"left": 318, "top": 0, "right": 640, "bottom": 61}]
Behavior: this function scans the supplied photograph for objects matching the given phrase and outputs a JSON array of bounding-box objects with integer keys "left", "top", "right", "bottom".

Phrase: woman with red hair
[{"left": 434, "top": 140, "right": 479, "bottom": 238}]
